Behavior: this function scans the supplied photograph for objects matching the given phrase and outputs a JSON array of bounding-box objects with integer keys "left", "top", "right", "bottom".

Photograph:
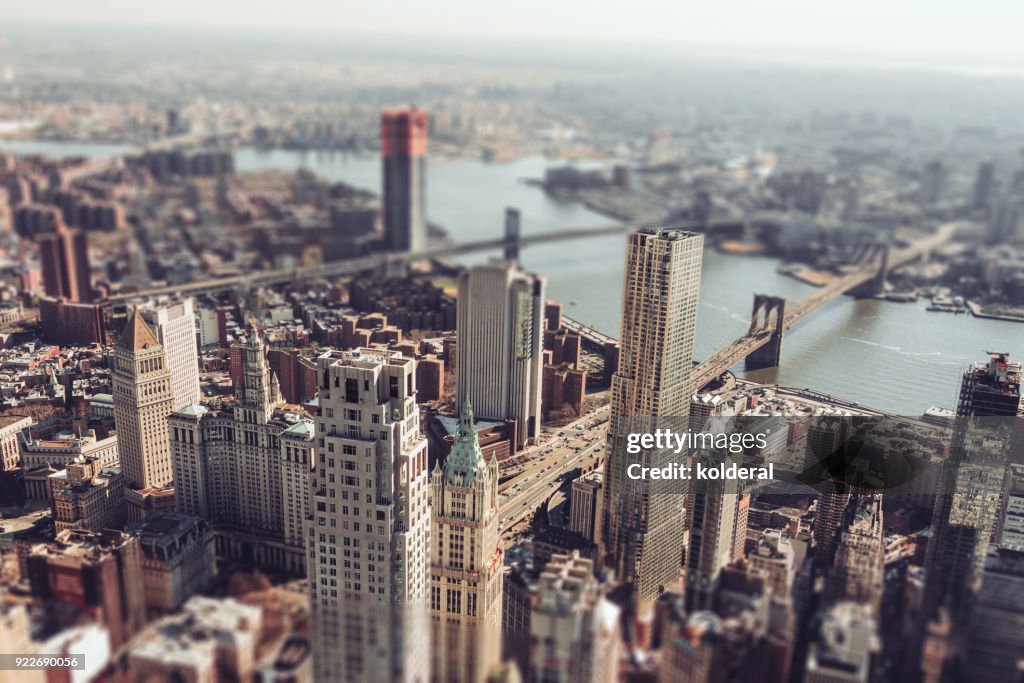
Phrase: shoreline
[{"left": 967, "top": 300, "right": 1024, "bottom": 324}]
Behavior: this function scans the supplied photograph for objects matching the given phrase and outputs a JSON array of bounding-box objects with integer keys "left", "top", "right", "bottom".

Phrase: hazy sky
[{"left": 9, "top": 0, "right": 1024, "bottom": 69}]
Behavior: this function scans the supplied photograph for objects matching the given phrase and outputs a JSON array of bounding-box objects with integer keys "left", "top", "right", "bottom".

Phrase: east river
[{"left": 3, "top": 140, "right": 1021, "bottom": 415}]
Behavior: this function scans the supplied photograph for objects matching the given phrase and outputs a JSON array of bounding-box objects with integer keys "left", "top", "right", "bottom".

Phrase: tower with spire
[
  {"left": 112, "top": 306, "right": 176, "bottom": 521},
  {"left": 429, "top": 397, "right": 503, "bottom": 683},
  {"left": 233, "top": 328, "right": 281, "bottom": 425}
]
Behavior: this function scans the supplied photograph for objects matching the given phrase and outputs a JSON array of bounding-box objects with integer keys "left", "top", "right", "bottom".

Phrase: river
[{"left": 3, "top": 139, "right": 1020, "bottom": 415}]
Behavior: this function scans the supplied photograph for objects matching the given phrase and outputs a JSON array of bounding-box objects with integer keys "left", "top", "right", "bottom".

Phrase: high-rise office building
[
  {"left": 825, "top": 495, "right": 884, "bottom": 615},
  {"left": 529, "top": 552, "right": 620, "bottom": 683},
  {"left": 935, "top": 460, "right": 1005, "bottom": 614},
  {"left": 998, "top": 464, "right": 1024, "bottom": 549},
  {"left": 382, "top": 107, "right": 427, "bottom": 253},
  {"left": 749, "top": 529, "right": 797, "bottom": 601},
  {"left": 569, "top": 471, "right": 604, "bottom": 545},
  {"left": 927, "top": 353, "right": 1021, "bottom": 618},
  {"left": 170, "top": 333, "right": 315, "bottom": 573},
  {"left": 38, "top": 219, "right": 92, "bottom": 303},
  {"left": 920, "top": 160, "right": 948, "bottom": 205},
  {"left": 806, "top": 416, "right": 858, "bottom": 573},
  {"left": 310, "top": 348, "right": 430, "bottom": 683},
  {"left": 804, "top": 602, "right": 878, "bottom": 683},
  {"left": 686, "top": 455, "right": 743, "bottom": 611},
  {"left": 987, "top": 197, "right": 1022, "bottom": 244},
  {"left": 429, "top": 398, "right": 503, "bottom": 683},
  {"left": 139, "top": 299, "right": 201, "bottom": 410},
  {"left": 814, "top": 493, "right": 852, "bottom": 569},
  {"left": 956, "top": 352, "right": 1022, "bottom": 418},
  {"left": 602, "top": 227, "right": 703, "bottom": 618},
  {"left": 112, "top": 308, "right": 176, "bottom": 521},
  {"left": 973, "top": 160, "right": 996, "bottom": 210},
  {"left": 456, "top": 259, "right": 545, "bottom": 450},
  {"left": 963, "top": 548, "right": 1024, "bottom": 683}
]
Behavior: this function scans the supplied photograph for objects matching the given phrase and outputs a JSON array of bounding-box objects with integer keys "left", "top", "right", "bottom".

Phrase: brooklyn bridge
[{"left": 688, "top": 222, "right": 956, "bottom": 389}]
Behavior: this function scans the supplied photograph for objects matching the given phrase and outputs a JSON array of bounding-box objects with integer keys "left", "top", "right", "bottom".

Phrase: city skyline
[{"left": 0, "top": 16, "right": 1021, "bottom": 682}]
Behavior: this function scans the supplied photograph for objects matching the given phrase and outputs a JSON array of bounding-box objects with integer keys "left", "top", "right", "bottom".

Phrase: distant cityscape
[{"left": 0, "top": 20, "right": 1021, "bottom": 683}]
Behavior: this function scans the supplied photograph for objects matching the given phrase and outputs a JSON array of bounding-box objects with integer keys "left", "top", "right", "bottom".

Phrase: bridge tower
[
  {"left": 504, "top": 207, "right": 521, "bottom": 264},
  {"left": 745, "top": 294, "right": 786, "bottom": 370},
  {"left": 849, "top": 242, "right": 890, "bottom": 298}
]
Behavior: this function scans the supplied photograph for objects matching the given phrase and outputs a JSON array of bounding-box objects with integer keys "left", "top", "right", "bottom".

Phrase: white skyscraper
[
  {"left": 139, "top": 299, "right": 201, "bottom": 410},
  {"left": 310, "top": 348, "right": 430, "bottom": 683},
  {"left": 456, "top": 259, "right": 545, "bottom": 451},
  {"left": 529, "top": 552, "right": 621, "bottom": 683}
]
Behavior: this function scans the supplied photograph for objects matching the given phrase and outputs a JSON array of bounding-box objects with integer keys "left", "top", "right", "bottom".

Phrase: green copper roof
[{"left": 443, "top": 397, "right": 488, "bottom": 486}]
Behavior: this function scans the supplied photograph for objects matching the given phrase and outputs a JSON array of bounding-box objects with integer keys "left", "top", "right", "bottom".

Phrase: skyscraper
[
  {"left": 825, "top": 495, "right": 884, "bottom": 615},
  {"left": 814, "top": 492, "right": 852, "bottom": 569},
  {"left": 928, "top": 353, "right": 1021, "bottom": 615},
  {"left": 804, "top": 602, "right": 878, "bottom": 683},
  {"left": 112, "top": 308, "right": 176, "bottom": 521},
  {"left": 170, "top": 332, "right": 315, "bottom": 573},
  {"left": 429, "top": 398, "right": 503, "bottom": 683},
  {"left": 38, "top": 220, "right": 92, "bottom": 303},
  {"left": 686, "top": 453, "right": 743, "bottom": 611},
  {"left": 987, "top": 197, "right": 1022, "bottom": 244},
  {"left": 998, "top": 464, "right": 1024, "bottom": 549},
  {"left": 569, "top": 471, "right": 604, "bottom": 545},
  {"left": 456, "top": 259, "right": 545, "bottom": 450},
  {"left": 920, "top": 160, "right": 948, "bottom": 205},
  {"left": 602, "top": 226, "right": 703, "bottom": 618},
  {"left": 973, "top": 160, "right": 996, "bottom": 210},
  {"left": 748, "top": 529, "right": 797, "bottom": 601},
  {"left": 382, "top": 107, "right": 427, "bottom": 253},
  {"left": 963, "top": 548, "right": 1024, "bottom": 682},
  {"left": 310, "top": 348, "right": 430, "bottom": 683},
  {"left": 956, "top": 352, "right": 1022, "bottom": 418},
  {"left": 139, "top": 299, "right": 201, "bottom": 410},
  {"left": 529, "top": 552, "right": 621, "bottom": 683}
]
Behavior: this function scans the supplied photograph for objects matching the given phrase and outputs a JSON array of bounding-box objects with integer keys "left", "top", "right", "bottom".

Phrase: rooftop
[{"left": 117, "top": 307, "right": 161, "bottom": 351}]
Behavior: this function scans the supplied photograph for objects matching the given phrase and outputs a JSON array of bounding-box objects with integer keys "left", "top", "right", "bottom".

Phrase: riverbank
[
  {"left": 967, "top": 300, "right": 1024, "bottom": 323},
  {"left": 719, "top": 240, "right": 766, "bottom": 255},
  {"left": 777, "top": 264, "right": 834, "bottom": 287}
]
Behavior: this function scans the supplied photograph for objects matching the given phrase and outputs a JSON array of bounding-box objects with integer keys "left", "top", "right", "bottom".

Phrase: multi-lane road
[{"left": 497, "top": 405, "right": 610, "bottom": 534}]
